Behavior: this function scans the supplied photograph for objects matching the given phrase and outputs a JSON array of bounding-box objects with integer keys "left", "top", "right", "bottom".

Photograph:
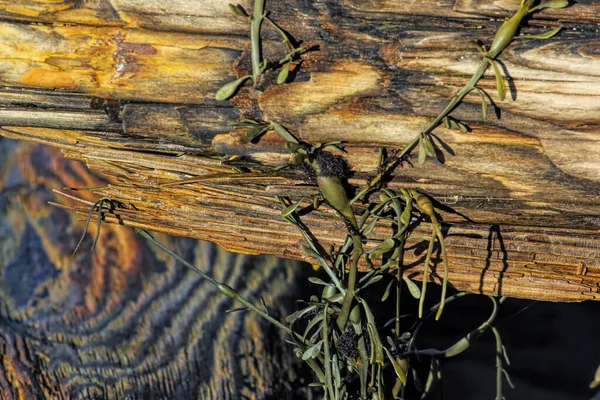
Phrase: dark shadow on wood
[{"left": 479, "top": 224, "right": 509, "bottom": 296}]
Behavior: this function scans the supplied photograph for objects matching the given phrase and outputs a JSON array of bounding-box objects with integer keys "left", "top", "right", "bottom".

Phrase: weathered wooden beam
[{"left": 0, "top": 0, "right": 599, "bottom": 303}]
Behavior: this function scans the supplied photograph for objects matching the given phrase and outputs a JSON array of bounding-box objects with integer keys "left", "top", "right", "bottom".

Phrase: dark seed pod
[{"left": 317, "top": 175, "right": 357, "bottom": 227}]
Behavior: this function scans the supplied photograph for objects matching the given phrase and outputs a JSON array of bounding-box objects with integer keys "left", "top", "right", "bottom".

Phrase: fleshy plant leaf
[
  {"left": 215, "top": 75, "right": 252, "bottom": 101},
  {"left": 228, "top": 3, "right": 249, "bottom": 17},
  {"left": 519, "top": 26, "right": 563, "bottom": 39},
  {"left": 529, "top": 0, "right": 569, "bottom": 12},
  {"left": 271, "top": 121, "right": 300, "bottom": 144},
  {"left": 418, "top": 136, "right": 426, "bottom": 164},
  {"left": 474, "top": 87, "right": 489, "bottom": 120},
  {"left": 281, "top": 198, "right": 305, "bottom": 218},
  {"left": 277, "top": 62, "right": 291, "bottom": 84},
  {"left": 485, "top": 58, "right": 506, "bottom": 101}
]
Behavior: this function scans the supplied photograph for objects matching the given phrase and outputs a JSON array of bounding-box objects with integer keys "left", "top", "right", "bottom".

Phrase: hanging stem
[
  {"left": 336, "top": 233, "right": 363, "bottom": 330},
  {"left": 322, "top": 307, "right": 336, "bottom": 400},
  {"left": 395, "top": 238, "right": 405, "bottom": 348}
]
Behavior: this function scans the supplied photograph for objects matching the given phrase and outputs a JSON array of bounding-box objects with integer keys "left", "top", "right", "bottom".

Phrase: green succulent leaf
[
  {"left": 307, "top": 277, "right": 332, "bottom": 286},
  {"left": 519, "top": 26, "right": 563, "bottom": 39},
  {"left": 322, "top": 142, "right": 347, "bottom": 153},
  {"left": 232, "top": 118, "right": 262, "bottom": 127},
  {"left": 361, "top": 216, "right": 380, "bottom": 236},
  {"left": 215, "top": 75, "right": 251, "bottom": 101},
  {"left": 456, "top": 120, "right": 469, "bottom": 133},
  {"left": 281, "top": 198, "right": 304, "bottom": 218},
  {"left": 380, "top": 280, "right": 395, "bottom": 302},
  {"left": 422, "top": 358, "right": 441, "bottom": 398},
  {"left": 486, "top": 58, "right": 506, "bottom": 101},
  {"left": 303, "top": 314, "right": 324, "bottom": 342},
  {"left": 474, "top": 87, "right": 489, "bottom": 120},
  {"left": 302, "top": 340, "right": 323, "bottom": 360},
  {"left": 362, "top": 302, "right": 385, "bottom": 365},
  {"left": 240, "top": 125, "right": 269, "bottom": 143},
  {"left": 418, "top": 137, "right": 426, "bottom": 164},
  {"left": 422, "top": 135, "right": 436, "bottom": 157},
  {"left": 530, "top": 0, "right": 569, "bottom": 12},
  {"left": 277, "top": 62, "right": 291, "bottom": 84},
  {"left": 402, "top": 275, "right": 421, "bottom": 299},
  {"left": 225, "top": 307, "right": 249, "bottom": 313},
  {"left": 332, "top": 355, "right": 342, "bottom": 387},
  {"left": 285, "top": 305, "right": 317, "bottom": 324},
  {"left": 367, "top": 238, "right": 396, "bottom": 256},
  {"left": 300, "top": 244, "right": 321, "bottom": 259},
  {"left": 271, "top": 121, "right": 300, "bottom": 144},
  {"left": 360, "top": 274, "right": 384, "bottom": 290},
  {"left": 445, "top": 117, "right": 470, "bottom": 133},
  {"left": 383, "top": 347, "right": 407, "bottom": 383},
  {"left": 400, "top": 207, "right": 411, "bottom": 226},
  {"left": 228, "top": 3, "right": 249, "bottom": 17}
]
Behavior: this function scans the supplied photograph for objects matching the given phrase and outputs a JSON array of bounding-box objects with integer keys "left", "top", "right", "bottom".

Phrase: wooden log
[{"left": 0, "top": 0, "right": 599, "bottom": 304}]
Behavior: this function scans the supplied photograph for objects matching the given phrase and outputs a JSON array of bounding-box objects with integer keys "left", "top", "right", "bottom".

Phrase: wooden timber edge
[
  {"left": 2, "top": 125, "right": 599, "bottom": 303},
  {"left": 0, "top": 0, "right": 599, "bottom": 303}
]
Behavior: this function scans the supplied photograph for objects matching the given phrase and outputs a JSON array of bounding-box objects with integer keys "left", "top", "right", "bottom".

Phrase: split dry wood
[{"left": 0, "top": 0, "right": 599, "bottom": 302}]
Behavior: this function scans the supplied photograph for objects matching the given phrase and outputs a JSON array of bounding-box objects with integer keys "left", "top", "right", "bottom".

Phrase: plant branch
[
  {"left": 135, "top": 228, "right": 291, "bottom": 334},
  {"left": 251, "top": 0, "right": 266, "bottom": 82}
]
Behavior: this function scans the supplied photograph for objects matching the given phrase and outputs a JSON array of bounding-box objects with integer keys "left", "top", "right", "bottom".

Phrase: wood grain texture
[
  {"left": 0, "top": 0, "right": 599, "bottom": 303},
  {"left": 0, "top": 139, "right": 312, "bottom": 399}
]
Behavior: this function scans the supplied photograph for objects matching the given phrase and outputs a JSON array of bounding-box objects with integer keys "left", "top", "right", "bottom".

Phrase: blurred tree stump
[
  {"left": 0, "top": 139, "right": 312, "bottom": 399},
  {"left": 0, "top": 0, "right": 599, "bottom": 303}
]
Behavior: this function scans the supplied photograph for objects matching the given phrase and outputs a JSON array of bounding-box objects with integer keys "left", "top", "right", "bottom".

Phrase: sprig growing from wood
[
  {"left": 216, "top": 0, "right": 307, "bottom": 101},
  {"left": 415, "top": 0, "right": 568, "bottom": 164}
]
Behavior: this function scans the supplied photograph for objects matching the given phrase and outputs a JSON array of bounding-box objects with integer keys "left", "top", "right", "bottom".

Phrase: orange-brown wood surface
[{"left": 0, "top": 0, "right": 599, "bottom": 307}]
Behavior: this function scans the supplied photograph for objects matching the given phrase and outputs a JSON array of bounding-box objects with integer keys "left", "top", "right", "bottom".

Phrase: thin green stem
[
  {"left": 395, "top": 238, "right": 405, "bottom": 348},
  {"left": 264, "top": 16, "right": 294, "bottom": 52},
  {"left": 336, "top": 234, "right": 363, "bottom": 330},
  {"left": 135, "top": 228, "right": 291, "bottom": 334},
  {"left": 434, "top": 226, "right": 449, "bottom": 320},
  {"left": 277, "top": 197, "right": 345, "bottom": 295},
  {"left": 421, "top": 59, "right": 488, "bottom": 136},
  {"left": 418, "top": 233, "right": 436, "bottom": 319},
  {"left": 251, "top": 0, "right": 266, "bottom": 82},
  {"left": 277, "top": 46, "right": 308, "bottom": 65},
  {"left": 491, "top": 326, "right": 506, "bottom": 400},
  {"left": 322, "top": 307, "right": 336, "bottom": 400},
  {"left": 350, "top": 135, "right": 420, "bottom": 205}
]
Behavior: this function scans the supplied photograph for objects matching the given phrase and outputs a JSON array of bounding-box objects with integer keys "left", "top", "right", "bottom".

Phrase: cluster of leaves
[
  {"left": 212, "top": 1, "right": 570, "bottom": 398},
  {"left": 71, "top": 1, "right": 571, "bottom": 399}
]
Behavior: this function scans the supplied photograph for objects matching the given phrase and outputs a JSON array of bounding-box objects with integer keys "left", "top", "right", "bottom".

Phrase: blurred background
[{"left": 1, "top": 136, "right": 599, "bottom": 399}]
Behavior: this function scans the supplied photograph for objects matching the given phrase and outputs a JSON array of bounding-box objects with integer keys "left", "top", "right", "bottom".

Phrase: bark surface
[{"left": 0, "top": 0, "right": 599, "bottom": 304}]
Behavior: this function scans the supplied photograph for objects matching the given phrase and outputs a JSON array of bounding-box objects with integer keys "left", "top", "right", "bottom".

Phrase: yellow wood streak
[
  {"left": 0, "top": 22, "right": 243, "bottom": 103},
  {"left": 259, "top": 61, "right": 384, "bottom": 123}
]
